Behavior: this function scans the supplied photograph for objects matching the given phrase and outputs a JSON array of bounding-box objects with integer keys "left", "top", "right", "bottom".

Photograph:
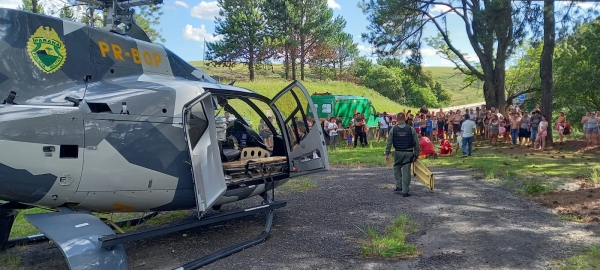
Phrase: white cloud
[
  {"left": 182, "top": 24, "right": 221, "bottom": 42},
  {"left": 465, "top": 54, "right": 478, "bottom": 62},
  {"left": 421, "top": 48, "right": 437, "bottom": 56},
  {"left": 431, "top": 4, "right": 452, "bottom": 13},
  {"left": 358, "top": 45, "right": 375, "bottom": 53},
  {"left": 0, "top": 0, "right": 21, "bottom": 9},
  {"left": 191, "top": 1, "right": 220, "bottom": 20},
  {"left": 575, "top": 2, "right": 595, "bottom": 9},
  {"left": 327, "top": 0, "right": 341, "bottom": 10},
  {"left": 175, "top": 1, "right": 189, "bottom": 9}
]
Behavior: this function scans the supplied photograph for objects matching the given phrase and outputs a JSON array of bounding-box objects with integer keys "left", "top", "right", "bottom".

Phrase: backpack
[{"left": 564, "top": 124, "right": 572, "bottom": 135}]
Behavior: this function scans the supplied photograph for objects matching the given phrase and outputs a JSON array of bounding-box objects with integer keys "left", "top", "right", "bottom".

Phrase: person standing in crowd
[
  {"left": 328, "top": 117, "right": 338, "bottom": 148},
  {"left": 432, "top": 115, "right": 438, "bottom": 142},
  {"left": 426, "top": 115, "right": 433, "bottom": 138},
  {"left": 483, "top": 110, "right": 492, "bottom": 140},
  {"left": 413, "top": 114, "right": 421, "bottom": 136},
  {"left": 510, "top": 113, "right": 520, "bottom": 145},
  {"left": 437, "top": 114, "right": 445, "bottom": 141},
  {"left": 476, "top": 107, "right": 484, "bottom": 139},
  {"left": 361, "top": 113, "right": 368, "bottom": 146},
  {"left": 461, "top": 113, "right": 476, "bottom": 157},
  {"left": 336, "top": 115, "right": 344, "bottom": 144},
  {"left": 345, "top": 127, "right": 353, "bottom": 149},
  {"left": 518, "top": 111, "right": 530, "bottom": 146},
  {"left": 530, "top": 111, "right": 542, "bottom": 148},
  {"left": 353, "top": 113, "right": 362, "bottom": 148},
  {"left": 502, "top": 115, "right": 512, "bottom": 144},
  {"left": 583, "top": 111, "right": 599, "bottom": 147},
  {"left": 534, "top": 115, "right": 549, "bottom": 150},
  {"left": 419, "top": 114, "right": 427, "bottom": 137},
  {"left": 445, "top": 111, "right": 452, "bottom": 140},
  {"left": 385, "top": 113, "right": 420, "bottom": 197},
  {"left": 406, "top": 110, "right": 413, "bottom": 126},
  {"left": 556, "top": 111, "right": 567, "bottom": 144},
  {"left": 489, "top": 114, "right": 500, "bottom": 146},
  {"left": 420, "top": 104, "right": 429, "bottom": 115},
  {"left": 378, "top": 112, "right": 390, "bottom": 142},
  {"left": 452, "top": 110, "right": 462, "bottom": 142}
]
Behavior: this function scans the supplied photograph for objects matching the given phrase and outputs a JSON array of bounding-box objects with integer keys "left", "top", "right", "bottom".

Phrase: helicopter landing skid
[{"left": 22, "top": 197, "right": 285, "bottom": 270}]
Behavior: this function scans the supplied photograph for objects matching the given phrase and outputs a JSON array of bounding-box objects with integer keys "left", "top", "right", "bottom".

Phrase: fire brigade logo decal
[{"left": 27, "top": 26, "right": 67, "bottom": 74}]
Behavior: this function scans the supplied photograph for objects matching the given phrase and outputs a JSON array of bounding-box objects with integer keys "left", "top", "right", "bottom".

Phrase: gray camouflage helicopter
[{"left": 0, "top": 1, "right": 329, "bottom": 269}]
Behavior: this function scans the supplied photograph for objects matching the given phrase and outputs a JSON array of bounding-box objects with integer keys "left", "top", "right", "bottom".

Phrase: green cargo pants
[{"left": 393, "top": 151, "right": 414, "bottom": 194}]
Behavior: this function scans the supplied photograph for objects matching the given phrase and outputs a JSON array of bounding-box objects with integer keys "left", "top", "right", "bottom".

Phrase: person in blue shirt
[{"left": 425, "top": 115, "right": 433, "bottom": 137}]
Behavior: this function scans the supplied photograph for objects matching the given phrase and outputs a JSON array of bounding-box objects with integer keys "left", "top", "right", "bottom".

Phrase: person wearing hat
[{"left": 385, "top": 112, "right": 420, "bottom": 197}]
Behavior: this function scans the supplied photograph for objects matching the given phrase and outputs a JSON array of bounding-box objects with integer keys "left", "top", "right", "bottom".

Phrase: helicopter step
[{"left": 24, "top": 206, "right": 129, "bottom": 269}]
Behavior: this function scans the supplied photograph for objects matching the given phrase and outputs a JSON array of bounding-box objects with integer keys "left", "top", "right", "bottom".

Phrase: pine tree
[
  {"left": 207, "top": 0, "right": 274, "bottom": 81},
  {"left": 18, "top": 0, "right": 44, "bottom": 14}
]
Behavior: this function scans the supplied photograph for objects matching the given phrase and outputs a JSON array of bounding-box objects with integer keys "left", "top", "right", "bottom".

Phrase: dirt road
[{"left": 10, "top": 167, "right": 600, "bottom": 269}]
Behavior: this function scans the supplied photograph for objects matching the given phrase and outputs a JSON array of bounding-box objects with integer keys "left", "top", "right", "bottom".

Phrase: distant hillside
[
  {"left": 423, "top": 67, "right": 484, "bottom": 106},
  {"left": 190, "top": 61, "right": 483, "bottom": 107}
]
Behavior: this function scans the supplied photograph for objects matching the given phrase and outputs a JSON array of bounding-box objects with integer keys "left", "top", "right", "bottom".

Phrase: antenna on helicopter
[{"left": 76, "top": 0, "right": 163, "bottom": 42}]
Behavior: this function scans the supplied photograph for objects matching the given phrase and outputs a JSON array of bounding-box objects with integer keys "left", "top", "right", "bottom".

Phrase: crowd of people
[{"left": 291, "top": 103, "right": 599, "bottom": 154}]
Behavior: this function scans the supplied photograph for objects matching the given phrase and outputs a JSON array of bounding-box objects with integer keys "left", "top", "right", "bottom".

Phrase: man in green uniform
[{"left": 385, "top": 112, "right": 420, "bottom": 197}]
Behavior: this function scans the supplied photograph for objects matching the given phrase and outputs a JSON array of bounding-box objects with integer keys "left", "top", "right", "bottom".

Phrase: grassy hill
[
  {"left": 423, "top": 67, "right": 484, "bottom": 106},
  {"left": 190, "top": 61, "right": 484, "bottom": 108}
]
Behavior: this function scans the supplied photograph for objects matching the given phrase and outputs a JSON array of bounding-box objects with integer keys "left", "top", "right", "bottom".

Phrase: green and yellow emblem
[{"left": 27, "top": 26, "right": 67, "bottom": 74}]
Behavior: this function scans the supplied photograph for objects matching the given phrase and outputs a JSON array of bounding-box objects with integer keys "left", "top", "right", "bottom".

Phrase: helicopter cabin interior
[{"left": 184, "top": 85, "right": 323, "bottom": 187}]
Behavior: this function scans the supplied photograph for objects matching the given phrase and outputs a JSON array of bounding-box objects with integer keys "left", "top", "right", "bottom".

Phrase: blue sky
[
  {"left": 1, "top": 0, "right": 597, "bottom": 67},
  {"left": 157, "top": 0, "right": 474, "bottom": 67}
]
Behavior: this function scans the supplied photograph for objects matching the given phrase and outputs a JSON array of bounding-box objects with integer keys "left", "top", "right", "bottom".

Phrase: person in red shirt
[
  {"left": 438, "top": 138, "right": 457, "bottom": 157},
  {"left": 419, "top": 135, "right": 437, "bottom": 158}
]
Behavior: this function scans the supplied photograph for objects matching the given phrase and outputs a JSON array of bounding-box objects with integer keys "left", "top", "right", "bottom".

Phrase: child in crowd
[
  {"left": 426, "top": 115, "right": 433, "bottom": 138},
  {"left": 518, "top": 111, "right": 530, "bottom": 146},
  {"left": 345, "top": 127, "right": 353, "bottom": 149},
  {"left": 414, "top": 117, "right": 421, "bottom": 135},
  {"left": 534, "top": 115, "right": 549, "bottom": 150}
]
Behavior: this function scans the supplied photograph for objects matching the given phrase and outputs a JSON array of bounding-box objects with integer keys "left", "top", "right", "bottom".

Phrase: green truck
[{"left": 307, "top": 92, "right": 380, "bottom": 128}]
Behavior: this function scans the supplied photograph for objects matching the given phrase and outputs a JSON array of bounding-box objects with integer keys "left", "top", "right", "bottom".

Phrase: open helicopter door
[
  {"left": 270, "top": 81, "right": 329, "bottom": 177},
  {"left": 183, "top": 93, "right": 227, "bottom": 215}
]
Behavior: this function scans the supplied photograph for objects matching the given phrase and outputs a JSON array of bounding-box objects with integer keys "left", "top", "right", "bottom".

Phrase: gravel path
[{"left": 10, "top": 166, "right": 600, "bottom": 270}]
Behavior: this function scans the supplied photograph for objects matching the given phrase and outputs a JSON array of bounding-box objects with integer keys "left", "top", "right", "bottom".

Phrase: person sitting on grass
[
  {"left": 533, "top": 115, "right": 549, "bottom": 151},
  {"left": 438, "top": 138, "right": 456, "bottom": 157},
  {"left": 419, "top": 134, "right": 438, "bottom": 159}
]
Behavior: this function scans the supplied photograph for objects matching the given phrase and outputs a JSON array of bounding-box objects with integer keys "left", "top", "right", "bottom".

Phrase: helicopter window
[
  {"left": 322, "top": 103, "right": 332, "bottom": 114},
  {"left": 60, "top": 145, "right": 79, "bottom": 159},
  {"left": 187, "top": 101, "right": 209, "bottom": 150},
  {"left": 272, "top": 86, "right": 310, "bottom": 150}
]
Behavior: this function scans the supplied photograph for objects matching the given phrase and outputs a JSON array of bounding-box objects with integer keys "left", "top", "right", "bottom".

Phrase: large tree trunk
[
  {"left": 300, "top": 36, "right": 305, "bottom": 81},
  {"left": 32, "top": 0, "right": 38, "bottom": 13},
  {"left": 540, "top": 0, "right": 555, "bottom": 143},
  {"left": 291, "top": 47, "right": 297, "bottom": 80},
  {"left": 248, "top": 45, "right": 255, "bottom": 81},
  {"left": 284, "top": 44, "right": 290, "bottom": 80}
]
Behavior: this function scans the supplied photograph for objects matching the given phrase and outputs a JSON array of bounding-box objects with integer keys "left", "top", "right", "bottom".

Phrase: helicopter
[{"left": 0, "top": 1, "right": 329, "bottom": 269}]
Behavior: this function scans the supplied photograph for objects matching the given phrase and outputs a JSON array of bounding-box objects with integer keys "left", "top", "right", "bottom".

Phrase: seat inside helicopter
[{"left": 213, "top": 96, "right": 289, "bottom": 184}]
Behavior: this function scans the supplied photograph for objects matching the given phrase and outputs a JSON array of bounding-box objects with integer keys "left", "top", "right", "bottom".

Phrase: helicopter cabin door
[
  {"left": 183, "top": 93, "right": 227, "bottom": 215},
  {"left": 270, "top": 81, "right": 330, "bottom": 177}
]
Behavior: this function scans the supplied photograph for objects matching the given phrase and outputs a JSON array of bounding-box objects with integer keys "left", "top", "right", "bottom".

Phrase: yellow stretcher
[{"left": 411, "top": 159, "right": 435, "bottom": 191}]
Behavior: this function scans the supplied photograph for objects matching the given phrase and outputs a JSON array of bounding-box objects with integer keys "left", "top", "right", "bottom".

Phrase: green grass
[
  {"left": 277, "top": 177, "right": 316, "bottom": 194},
  {"left": 0, "top": 253, "right": 22, "bottom": 270},
  {"left": 556, "top": 246, "right": 600, "bottom": 269},
  {"left": 590, "top": 165, "right": 600, "bottom": 184},
  {"left": 421, "top": 67, "right": 484, "bottom": 106},
  {"left": 558, "top": 214, "right": 585, "bottom": 223},
  {"left": 327, "top": 137, "right": 600, "bottom": 195},
  {"left": 359, "top": 213, "right": 419, "bottom": 258}
]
